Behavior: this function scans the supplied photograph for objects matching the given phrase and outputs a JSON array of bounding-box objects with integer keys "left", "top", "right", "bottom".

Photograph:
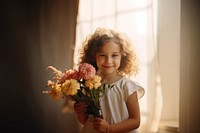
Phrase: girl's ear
[{"left": 121, "top": 51, "right": 127, "bottom": 57}]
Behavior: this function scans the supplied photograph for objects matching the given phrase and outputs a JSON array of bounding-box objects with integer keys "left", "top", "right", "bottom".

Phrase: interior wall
[
  {"left": 1, "top": 0, "right": 79, "bottom": 133},
  {"left": 157, "top": 0, "right": 180, "bottom": 121},
  {"left": 180, "top": 0, "right": 200, "bottom": 133}
]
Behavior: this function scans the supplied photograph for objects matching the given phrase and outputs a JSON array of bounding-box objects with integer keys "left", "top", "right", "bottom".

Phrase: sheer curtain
[{"left": 74, "top": 0, "right": 163, "bottom": 132}]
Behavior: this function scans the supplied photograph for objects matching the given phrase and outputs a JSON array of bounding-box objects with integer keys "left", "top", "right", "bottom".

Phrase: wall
[
  {"left": 157, "top": 1, "right": 200, "bottom": 133},
  {"left": 157, "top": 0, "right": 180, "bottom": 122}
]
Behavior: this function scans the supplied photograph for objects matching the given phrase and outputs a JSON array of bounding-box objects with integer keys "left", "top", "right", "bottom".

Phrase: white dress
[{"left": 81, "top": 77, "right": 145, "bottom": 133}]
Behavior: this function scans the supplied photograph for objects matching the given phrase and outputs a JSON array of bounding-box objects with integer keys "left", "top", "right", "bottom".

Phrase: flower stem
[{"left": 90, "top": 90, "right": 98, "bottom": 109}]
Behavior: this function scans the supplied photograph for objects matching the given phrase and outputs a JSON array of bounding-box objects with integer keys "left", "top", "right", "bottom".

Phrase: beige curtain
[{"left": 39, "top": 0, "right": 79, "bottom": 132}]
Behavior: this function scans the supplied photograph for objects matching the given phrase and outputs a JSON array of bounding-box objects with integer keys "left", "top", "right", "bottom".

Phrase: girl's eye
[
  {"left": 99, "top": 54, "right": 106, "bottom": 57},
  {"left": 112, "top": 54, "right": 119, "bottom": 58}
]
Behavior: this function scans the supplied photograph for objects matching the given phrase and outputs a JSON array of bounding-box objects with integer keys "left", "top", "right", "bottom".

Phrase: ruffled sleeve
[{"left": 123, "top": 79, "right": 145, "bottom": 102}]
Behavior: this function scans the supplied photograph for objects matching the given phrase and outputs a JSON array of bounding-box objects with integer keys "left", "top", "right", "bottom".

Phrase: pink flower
[
  {"left": 78, "top": 63, "right": 96, "bottom": 80},
  {"left": 64, "top": 69, "right": 80, "bottom": 80}
]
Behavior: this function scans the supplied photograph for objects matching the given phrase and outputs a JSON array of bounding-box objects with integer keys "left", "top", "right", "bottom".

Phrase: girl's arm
[
  {"left": 74, "top": 102, "right": 88, "bottom": 124},
  {"left": 94, "top": 92, "right": 140, "bottom": 133},
  {"left": 109, "top": 92, "right": 140, "bottom": 133}
]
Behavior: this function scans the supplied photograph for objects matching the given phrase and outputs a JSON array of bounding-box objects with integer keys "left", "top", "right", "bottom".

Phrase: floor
[{"left": 157, "top": 128, "right": 179, "bottom": 133}]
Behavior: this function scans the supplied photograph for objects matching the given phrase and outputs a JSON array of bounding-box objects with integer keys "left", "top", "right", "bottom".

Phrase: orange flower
[{"left": 49, "top": 83, "right": 62, "bottom": 100}]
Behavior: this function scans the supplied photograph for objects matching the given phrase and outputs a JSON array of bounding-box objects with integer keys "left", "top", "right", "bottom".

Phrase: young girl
[{"left": 74, "top": 28, "right": 145, "bottom": 133}]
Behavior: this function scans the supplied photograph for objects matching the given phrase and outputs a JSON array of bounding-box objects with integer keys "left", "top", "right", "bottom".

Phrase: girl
[{"left": 74, "top": 28, "right": 145, "bottom": 133}]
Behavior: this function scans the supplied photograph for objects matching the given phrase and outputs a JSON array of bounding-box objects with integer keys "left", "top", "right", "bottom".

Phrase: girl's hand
[
  {"left": 74, "top": 102, "right": 88, "bottom": 124},
  {"left": 73, "top": 102, "right": 88, "bottom": 114},
  {"left": 93, "top": 117, "right": 110, "bottom": 133}
]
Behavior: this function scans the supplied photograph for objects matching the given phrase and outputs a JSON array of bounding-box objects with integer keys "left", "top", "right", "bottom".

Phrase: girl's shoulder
[
  {"left": 113, "top": 76, "right": 138, "bottom": 86},
  {"left": 113, "top": 76, "right": 145, "bottom": 99}
]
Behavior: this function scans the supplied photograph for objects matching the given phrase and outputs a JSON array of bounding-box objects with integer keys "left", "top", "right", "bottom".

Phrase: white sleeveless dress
[{"left": 81, "top": 77, "right": 145, "bottom": 133}]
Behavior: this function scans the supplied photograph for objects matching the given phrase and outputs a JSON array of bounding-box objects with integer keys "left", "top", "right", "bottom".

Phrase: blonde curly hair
[{"left": 78, "top": 27, "right": 139, "bottom": 76}]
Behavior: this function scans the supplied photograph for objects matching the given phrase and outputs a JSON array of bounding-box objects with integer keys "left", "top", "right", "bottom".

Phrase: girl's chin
[{"left": 101, "top": 70, "right": 117, "bottom": 75}]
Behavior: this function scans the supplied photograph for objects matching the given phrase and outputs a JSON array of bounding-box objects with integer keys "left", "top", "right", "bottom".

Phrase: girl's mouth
[{"left": 103, "top": 65, "right": 113, "bottom": 68}]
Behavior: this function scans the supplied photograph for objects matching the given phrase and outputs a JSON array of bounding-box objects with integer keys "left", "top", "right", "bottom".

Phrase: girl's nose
[{"left": 106, "top": 56, "right": 112, "bottom": 63}]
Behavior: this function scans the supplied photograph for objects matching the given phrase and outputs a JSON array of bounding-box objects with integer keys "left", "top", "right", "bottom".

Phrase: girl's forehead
[{"left": 98, "top": 41, "right": 121, "bottom": 52}]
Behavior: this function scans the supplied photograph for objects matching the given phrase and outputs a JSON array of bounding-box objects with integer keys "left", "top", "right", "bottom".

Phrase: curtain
[
  {"left": 39, "top": 0, "right": 79, "bottom": 132},
  {"left": 1, "top": 0, "right": 79, "bottom": 133},
  {"left": 74, "top": 0, "right": 163, "bottom": 132}
]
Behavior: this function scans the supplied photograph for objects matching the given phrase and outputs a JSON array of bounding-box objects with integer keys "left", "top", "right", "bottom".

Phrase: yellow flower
[
  {"left": 93, "top": 75, "right": 102, "bottom": 88},
  {"left": 61, "top": 79, "right": 80, "bottom": 96},
  {"left": 50, "top": 83, "right": 62, "bottom": 100},
  {"left": 85, "top": 75, "right": 102, "bottom": 90}
]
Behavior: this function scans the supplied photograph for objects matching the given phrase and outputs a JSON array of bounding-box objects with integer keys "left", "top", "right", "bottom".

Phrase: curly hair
[{"left": 78, "top": 28, "right": 139, "bottom": 76}]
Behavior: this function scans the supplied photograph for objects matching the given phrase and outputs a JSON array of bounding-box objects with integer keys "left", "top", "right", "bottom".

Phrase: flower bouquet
[{"left": 43, "top": 63, "right": 107, "bottom": 117}]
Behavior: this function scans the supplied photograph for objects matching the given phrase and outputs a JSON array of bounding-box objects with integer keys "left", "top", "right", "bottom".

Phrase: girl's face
[{"left": 96, "top": 40, "right": 122, "bottom": 76}]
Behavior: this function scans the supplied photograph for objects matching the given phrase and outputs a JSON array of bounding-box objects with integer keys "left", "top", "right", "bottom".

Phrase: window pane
[{"left": 117, "top": 0, "right": 150, "bottom": 12}]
